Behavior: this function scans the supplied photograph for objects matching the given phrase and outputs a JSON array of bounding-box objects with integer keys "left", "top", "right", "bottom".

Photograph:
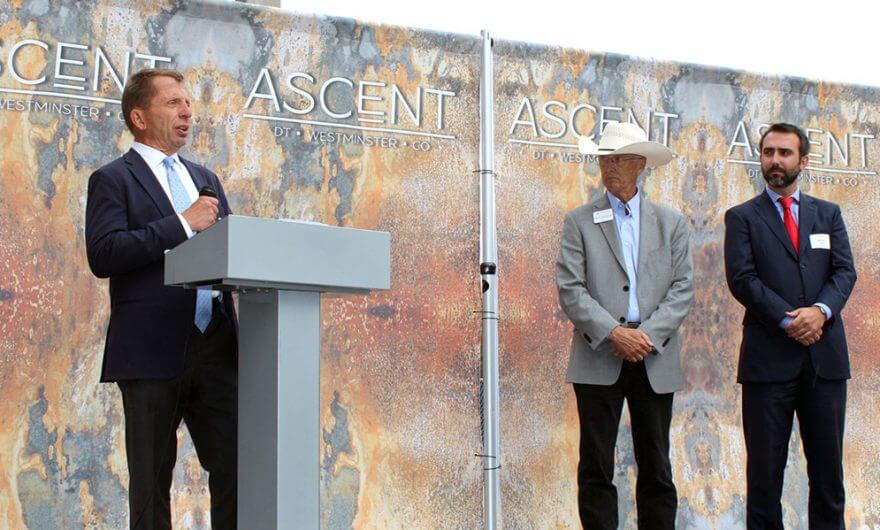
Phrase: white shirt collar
[{"left": 131, "top": 142, "right": 181, "bottom": 170}]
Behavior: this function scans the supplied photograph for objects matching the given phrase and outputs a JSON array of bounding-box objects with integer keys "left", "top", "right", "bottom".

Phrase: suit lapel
[
  {"left": 124, "top": 149, "right": 175, "bottom": 218},
  {"left": 635, "top": 198, "right": 660, "bottom": 319},
  {"left": 593, "top": 194, "right": 627, "bottom": 274},
  {"left": 753, "top": 191, "right": 798, "bottom": 261},
  {"left": 797, "top": 194, "right": 816, "bottom": 256},
  {"left": 179, "top": 156, "right": 208, "bottom": 191},
  {"left": 638, "top": 195, "right": 660, "bottom": 262},
  {"left": 637, "top": 198, "right": 660, "bottom": 272}
]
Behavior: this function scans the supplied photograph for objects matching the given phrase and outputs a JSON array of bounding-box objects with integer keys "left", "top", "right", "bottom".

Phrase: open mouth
[{"left": 175, "top": 125, "right": 189, "bottom": 136}]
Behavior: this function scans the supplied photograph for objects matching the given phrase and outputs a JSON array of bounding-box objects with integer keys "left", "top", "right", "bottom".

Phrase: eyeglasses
[{"left": 599, "top": 155, "right": 644, "bottom": 165}]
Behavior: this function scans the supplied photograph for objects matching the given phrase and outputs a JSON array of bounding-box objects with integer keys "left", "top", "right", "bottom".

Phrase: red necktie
[{"left": 778, "top": 196, "right": 798, "bottom": 254}]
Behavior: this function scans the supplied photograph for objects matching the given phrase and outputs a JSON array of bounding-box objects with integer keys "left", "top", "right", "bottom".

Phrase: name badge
[
  {"left": 593, "top": 209, "right": 614, "bottom": 224},
  {"left": 810, "top": 233, "right": 830, "bottom": 249}
]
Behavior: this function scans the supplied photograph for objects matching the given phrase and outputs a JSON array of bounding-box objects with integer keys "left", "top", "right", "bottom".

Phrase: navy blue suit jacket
[
  {"left": 724, "top": 191, "right": 856, "bottom": 383},
  {"left": 85, "top": 149, "right": 237, "bottom": 382}
]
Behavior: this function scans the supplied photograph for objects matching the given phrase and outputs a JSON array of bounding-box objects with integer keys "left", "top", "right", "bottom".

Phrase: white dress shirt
[
  {"left": 131, "top": 142, "right": 220, "bottom": 299},
  {"left": 131, "top": 142, "right": 197, "bottom": 238}
]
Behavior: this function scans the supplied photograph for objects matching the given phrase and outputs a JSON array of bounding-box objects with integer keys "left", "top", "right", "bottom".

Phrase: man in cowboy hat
[{"left": 556, "top": 121, "right": 694, "bottom": 529}]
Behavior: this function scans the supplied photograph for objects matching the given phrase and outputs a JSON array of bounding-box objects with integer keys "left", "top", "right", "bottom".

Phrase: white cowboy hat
[{"left": 578, "top": 122, "right": 676, "bottom": 169}]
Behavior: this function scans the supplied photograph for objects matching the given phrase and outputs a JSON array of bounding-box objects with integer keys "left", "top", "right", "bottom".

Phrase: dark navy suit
[
  {"left": 85, "top": 148, "right": 238, "bottom": 530},
  {"left": 86, "top": 149, "right": 237, "bottom": 380},
  {"left": 724, "top": 190, "right": 856, "bottom": 530}
]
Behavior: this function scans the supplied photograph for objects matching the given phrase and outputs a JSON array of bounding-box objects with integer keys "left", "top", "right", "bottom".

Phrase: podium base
[{"left": 238, "top": 290, "right": 320, "bottom": 530}]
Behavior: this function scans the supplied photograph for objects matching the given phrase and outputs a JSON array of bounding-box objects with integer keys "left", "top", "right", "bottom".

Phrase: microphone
[
  {"left": 199, "top": 185, "right": 217, "bottom": 198},
  {"left": 198, "top": 185, "right": 221, "bottom": 222}
]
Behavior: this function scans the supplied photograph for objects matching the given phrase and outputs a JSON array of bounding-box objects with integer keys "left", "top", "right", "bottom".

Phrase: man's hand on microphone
[{"left": 182, "top": 196, "right": 219, "bottom": 232}]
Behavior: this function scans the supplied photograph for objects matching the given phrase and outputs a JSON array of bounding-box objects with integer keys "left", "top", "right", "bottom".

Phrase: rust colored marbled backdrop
[{"left": 0, "top": 1, "right": 877, "bottom": 528}]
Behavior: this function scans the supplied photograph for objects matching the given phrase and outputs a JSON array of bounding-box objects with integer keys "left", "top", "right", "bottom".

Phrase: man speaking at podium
[{"left": 85, "top": 69, "right": 238, "bottom": 530}]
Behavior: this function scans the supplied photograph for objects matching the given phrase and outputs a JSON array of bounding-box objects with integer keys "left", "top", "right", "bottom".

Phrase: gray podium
[{"left": 165, "top": 215, "right": 391, "bottom": 529}]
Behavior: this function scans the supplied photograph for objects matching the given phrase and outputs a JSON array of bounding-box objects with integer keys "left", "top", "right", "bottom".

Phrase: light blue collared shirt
[
  {"left": 607, "top": 190, "right": 640, "bottom": 323},
  {"left": 765, "top": 186, "right": 800, "bottom": 225},
  {"left": 763, "top": 187, "right": 832, "bottom": 327}
]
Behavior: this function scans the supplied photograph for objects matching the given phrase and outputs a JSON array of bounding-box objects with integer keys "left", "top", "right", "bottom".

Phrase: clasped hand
[
  {"left": 609, "top": 326, "right": 653, "bottom": 363},
  {"left": 785, "top": 306, "right": 826, "bottom": 346}
]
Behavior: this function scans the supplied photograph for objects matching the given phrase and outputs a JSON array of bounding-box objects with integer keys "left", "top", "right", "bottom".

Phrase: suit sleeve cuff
[
  {"left": 813, "top": 303, "right": 832, "bottom": 321},
  {"left": 177, "top": 213, "right": 195, "bottom": 238},
  {"left": 639, "top": 327, "right": 665, "bottom": 355},
  {"left": 602, "top": 325, "right": 620, "bottom": 344}
]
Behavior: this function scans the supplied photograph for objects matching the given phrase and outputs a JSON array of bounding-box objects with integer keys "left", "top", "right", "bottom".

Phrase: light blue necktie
[{"left": 163, "top": 156, "right": 212, "bottom": 333}]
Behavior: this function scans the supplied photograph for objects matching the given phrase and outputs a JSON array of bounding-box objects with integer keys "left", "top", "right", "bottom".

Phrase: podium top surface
[{"left": 164, "top": 215, "right": 391, "bottom": 294}]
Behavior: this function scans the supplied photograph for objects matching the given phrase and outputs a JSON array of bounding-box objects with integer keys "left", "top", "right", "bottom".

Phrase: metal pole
[{"left": 477, "top": 29, "right": 501, "bottom": 530}]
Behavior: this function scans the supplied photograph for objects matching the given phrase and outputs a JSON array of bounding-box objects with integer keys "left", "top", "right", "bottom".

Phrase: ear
[
  {"left": 800, "top": 154, "right": 809, "bottom": 170},
  {"left": 130, "top": 109, "right": 147, "bottom": 132}
]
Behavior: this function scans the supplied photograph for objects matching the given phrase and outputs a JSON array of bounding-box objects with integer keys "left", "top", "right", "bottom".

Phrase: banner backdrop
[{"left": 0, "top": 1, "right": 877, "bottom": 528}]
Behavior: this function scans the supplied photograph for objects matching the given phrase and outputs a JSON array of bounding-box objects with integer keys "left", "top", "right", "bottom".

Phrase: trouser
[
  {"left": 118, "top": 309, "right": 238, "bottom": 530},
  {"left": 742, "top": 357, "right": 846, "bottom": 530},
  {"left": 573, "top": 362, "right": 676, "bottom": 530}
]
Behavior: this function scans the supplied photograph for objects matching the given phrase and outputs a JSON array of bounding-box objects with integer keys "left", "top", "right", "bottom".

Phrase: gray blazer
[{"left": 556, "top": 192, "right": 694, "bottom": 394}]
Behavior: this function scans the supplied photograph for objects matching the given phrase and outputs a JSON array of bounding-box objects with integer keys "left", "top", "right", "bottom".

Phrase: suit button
[
  {"left": 623, "top": 285, "right": 630, "bottom": 292},
  {"left": 619, "top": 317, "right": 626, "bottom": 323},
  {"left": 801, "top": 264, "right": 806, "bottom": 270}
]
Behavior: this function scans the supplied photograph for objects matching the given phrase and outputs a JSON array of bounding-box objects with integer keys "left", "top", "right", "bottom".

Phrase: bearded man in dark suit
[{"left": 724, "top": 122, "right": 857, "bottom": 530}]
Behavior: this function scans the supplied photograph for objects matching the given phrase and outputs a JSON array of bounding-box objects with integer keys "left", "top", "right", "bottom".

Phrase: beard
[{"left": 762, "top": 164, "right": 800, "bottom": 189}]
